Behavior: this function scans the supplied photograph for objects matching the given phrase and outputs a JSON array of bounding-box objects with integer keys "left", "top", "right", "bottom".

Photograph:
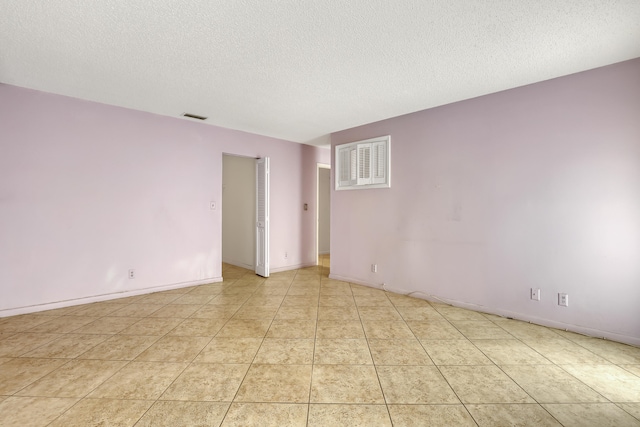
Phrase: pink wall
[
  {"left": 331, "top": 58, "right": 640, "bottom": 345},
  {"left": 0, "top": 84, "right": 329, "bottom": 315}
]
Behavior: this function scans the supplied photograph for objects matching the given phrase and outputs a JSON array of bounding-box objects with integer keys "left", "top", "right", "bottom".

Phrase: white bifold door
[{"left": 255, "top": 157, "right": 270, "bottom": 277}]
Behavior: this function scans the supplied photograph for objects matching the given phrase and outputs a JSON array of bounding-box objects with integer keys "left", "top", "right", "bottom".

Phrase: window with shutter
[{"left": 335, "top": 136, "right": 390, "bottom": 190}]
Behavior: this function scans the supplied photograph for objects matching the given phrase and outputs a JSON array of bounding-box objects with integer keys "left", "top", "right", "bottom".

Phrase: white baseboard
[
  {"left": 0, "top": 277, "right": 223, "bottom": 318},
  {"left": 328, "top": 274, "right": 640, "bottom": 347}
]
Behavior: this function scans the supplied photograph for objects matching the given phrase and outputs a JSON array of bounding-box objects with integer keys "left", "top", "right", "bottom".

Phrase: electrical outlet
[
  {"left": 284, "top": 252, "right": 288, "bottom": 259},
  {"left": 558, "top": 293, "right": 569, "bottom": 307},
  {"left": 531, "top": 288, "right": 540, "bottom": 301},
  {"left": 371, "top": 264, "right": 377, "bottom": 273},
  {"left": 128, "top": 269, "right": 135, "bottom": 279}
]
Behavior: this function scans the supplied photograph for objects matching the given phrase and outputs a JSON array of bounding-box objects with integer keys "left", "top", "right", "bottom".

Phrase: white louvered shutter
[
  {"left": 357, "top": 143, "right": 372, "bottom": 185},
  {"left": 372, "top": 140, "right": 387, "bottom": 184}
]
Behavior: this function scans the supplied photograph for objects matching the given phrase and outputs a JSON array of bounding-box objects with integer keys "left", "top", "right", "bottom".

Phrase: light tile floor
[{"left": 1, "top": 254, "right": 640, "bottom": 426}]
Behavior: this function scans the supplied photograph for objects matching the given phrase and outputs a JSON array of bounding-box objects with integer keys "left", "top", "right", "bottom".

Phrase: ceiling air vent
[{"left": 182, "top": 113, "right": 208, "bottom": 120}]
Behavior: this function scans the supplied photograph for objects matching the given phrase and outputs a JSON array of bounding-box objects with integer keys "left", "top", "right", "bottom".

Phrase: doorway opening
[
  {"left": 222, "top": 154, "right": 256, "bottom": 271},
  {"left": 317, "top": 163, "right": 330, "bottom": 269}
]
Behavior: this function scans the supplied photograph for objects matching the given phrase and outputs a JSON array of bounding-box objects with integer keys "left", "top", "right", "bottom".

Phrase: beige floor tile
[
  {"left": 16, "top": 359, "right": 126, "bottom": 398},
  {"left": 233, "top": 305, "right": 280, "bottom": 320},
  {"left": 467, "top": 403, "right": 562, "bottom": 427},
  {"left": 494, "top": 320, "right": 564, "bottom": 341},
  {"left": 192, "top": 304, "right": 240, "bottom": 319},
  {"left": 136, "top": 293, "right": 181, "bottom": 305},
  {"left": 26, "top": 316, "right": 97, "bottom": 333},
  {"left": 317, "top": 306, "right": 360, "bottom": 321},
  {"left": 451, "top": 320, "right": 515, "bottom": 339},
  {"left": 118, "top": 317, "right": 182, "bottom": 336},
  {"left": 353, "top": 295, "right": 394, "bottom": 307},
  {"left": 222, "top": 403, "right": 307, "bottom": 427},
  {"left": 377, "top": 365, "right": 459, "bottom": 404},
  {"left": 48, "top": 398, "right": 153, "bottom": 427},
  {"left": 266, "top": 320, "right": 317, "bottom": 339},
  {"left": 618, "top": 403, "right": 640, "bottom": 420},
  {"left": 109, "top": 295, "right": 146, "bottom": 304},
  {"left": 0, "top": 396, "right": 78, "bottom": 427},
  {"left": 368, "top": 339, "right": 433, "bottom": 365},
  {"left": 218, "top": 287, "right": 252, "bottom": 296},
  {"left": 314, "top": 339, "right": 372, "bottom": 364},
  {"left": 316, "top": 320, "right": 365, "bottom": 339},
  {"left": 436, "top": 307, "right": 487, "bottom": 321},
  {"left": 386, "top": 294, "right": 432, "bottom": 307},
  {"left": 89, "top": 361, "right": 187, "bottom": 399},
  {"left": 0, "top": 358, "right": 68, "bottom": 395},
  {"left": 235, "top": 277, "right": 265, "bottom": 286},
  {"left": 561, "top": 364, "right": 640, "bottom": 402},
  {"left": 472, "top": 339, "right": 552, "bottom": 365},
  {"left": 308, "top": 404, "right": 391, "bottom": 427},
  {"left": 388, "top": 404, "right": 476, "bottom": 426},
  {"left": 395, "top": 306, "right": 445, "bottom": 321},
  {"left": 310, "top": 365, "right": 384, "bottom": 404},
  {"left": 320, "top": 278, "right": 349, "bottom": 287},
  {"left": 286, "top": 288, "right": 320, "bottom": 298},
  {"left": 254, "top": 339, "right": 314, "bottom": 364},
  {"left": 282, "top": 295, "right": 319, "bottom": 306},
  {"left": 135, "top": 335, "right": 210, "bottom": 362},
  {"left": 161, "top": 363, "right": 249, "bottom": 401},
  {"left": 350, "top": 284, "right": 382, "bottom": 296},
  {"left": 0, "top": 333, "right": 63, "bottom": 357},
  {"left": 440, "top": 365, "right": 535, "bottom": 404},
  {"left": 525, "top": 338, "right": 611, "bottom": 365},
  {"left": 543, "top": 403, "right": 640, "bottom": 427},
  {"left": 72, "top": 316, "right": 139, "bottom": 334},
  {"left": 157, "top": 286, "right": 194, "bottom": 294},
  {"left": 194, "top": 338, "right": 263, "bottom": 363},
  {"left": 361, "top": 320, "right": 416, "bottom": 339},
  {"left": 565, "top": 336, "right": 640, "bottom": 364},
  {"left": 77, "top": 334, "right": 159, "bottom": 360},
  {"left": 39, "top": 306, "right": 84, "bottom": 316},
  {"left": 320, "top": 277, "right": 351, "bottom": 292},
  {"left": 245, "top": 294, "right": 286, "bottom": 305},
  {"left": 422, "top": 339, "right": 493, "bottom": 365},
  {"left": 0, "top": 332, "right": 16, "bottom": 341},
  {"left": 148, "top": 303, "right": 202, "bottom": 318},
  {"left": 357, "top": 306, "right": 403, "bottom": 321},
  {"left": 3, "top": 262, "right": 637, "bottom": 427},
  {"left": 318, "top": 295, "right": 355, "bottom": 306},
  {"left": 407, "top": 321, "right": 465, "bottom": 340},
  {"left": 167, "top": 318, "right": 226, "bottom": 336},
  {"left": 170, "top": 293, "right": 214, "bottom": 305},
  {"left": 502, "top": 365, "right": 608, "bottom": 403},
  {"left": 1, "top": 315, "right": 54, "bottom": 332},
  {"left": 188, "top": 283, "right": 226, "bottom": 295},
  {"left": 71, "top": 303, "right": 129, "bottom": 317},
  {"left": 623, "top": 364, "right": 640, "bottom": 377},
  {"left": 216, "top": 319, "right": 272, "bottom": 338},
  {"left": 319, "top": 286, "right": 352, "bottom": 297},
  {"left": 22, "top": 334, "right": 109, "bottom": 359},
  {"left": 235, "top": 364, "right": 312, "bottom": 403},
  {"left": 275, "top": 305, "right": 318, "bottom": 320},
  {"left": 257, "top": 283, "right": 291, "bottom": 295}
]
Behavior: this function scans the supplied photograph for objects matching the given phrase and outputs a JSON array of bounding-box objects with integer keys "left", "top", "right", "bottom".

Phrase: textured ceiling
[{"left": 1, "top": 1, "right": 639, "bottom": 145}]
